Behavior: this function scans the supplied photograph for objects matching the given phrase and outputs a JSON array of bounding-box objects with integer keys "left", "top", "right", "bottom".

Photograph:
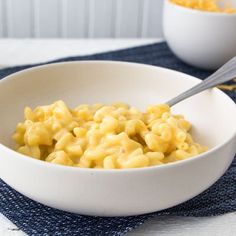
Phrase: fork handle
[{"left": 166, "top": 56, "right": 236, "bottom": 107}]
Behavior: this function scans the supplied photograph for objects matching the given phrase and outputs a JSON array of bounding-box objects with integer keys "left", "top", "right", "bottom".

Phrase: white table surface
[{"left": 0, "top": 38, "right": 235, "bottom": 236}]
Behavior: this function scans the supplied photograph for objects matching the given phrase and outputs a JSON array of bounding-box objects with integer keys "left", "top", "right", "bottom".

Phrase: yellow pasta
[
  {"left": 170, "top": 0, "right": 236, "bottom": 13},
  {"left": 12, "top": 100, "right": 208, "bottom": 169}
]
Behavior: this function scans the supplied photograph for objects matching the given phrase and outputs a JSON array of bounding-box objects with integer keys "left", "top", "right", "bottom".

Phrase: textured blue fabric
[{"left": 0, "top": 42, "right": 235, "bottom": 236}]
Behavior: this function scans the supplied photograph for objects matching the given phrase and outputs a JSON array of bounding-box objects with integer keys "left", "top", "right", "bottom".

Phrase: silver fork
[{"left": 166, "top": 56, "right": 236, "bottom": 107}]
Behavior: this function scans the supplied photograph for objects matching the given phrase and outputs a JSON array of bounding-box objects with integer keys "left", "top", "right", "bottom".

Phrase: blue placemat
[{"left": 0, "top": 42, "right": 235, "bottom": 236}]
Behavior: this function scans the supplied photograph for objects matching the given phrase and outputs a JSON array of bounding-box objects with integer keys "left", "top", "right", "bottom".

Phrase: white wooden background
[{"left": 0, "top": 0, "right": 164, "bottom": 38}]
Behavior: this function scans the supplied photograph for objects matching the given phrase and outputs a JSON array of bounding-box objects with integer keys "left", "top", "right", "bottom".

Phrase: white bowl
[
  {"left": 0, "top": 61, "right": 235, "bottom": 217},
  {"left": 163, "top": 0, "right": 236, "bottom": 70}
]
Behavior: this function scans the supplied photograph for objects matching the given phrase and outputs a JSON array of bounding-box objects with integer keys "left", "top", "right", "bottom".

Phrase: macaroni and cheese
[
  {"left": 13, "top": 101, "right": 208, "bottom": 169},
  {"left": 170, "top": 0, "right": 236, "bottom": 13}
]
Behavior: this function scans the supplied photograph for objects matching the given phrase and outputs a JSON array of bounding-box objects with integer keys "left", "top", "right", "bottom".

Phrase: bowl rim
[
  {"left": 166, "top": 0, "right": 236, "bottom": 17},
  {"left": 0, "top": 60, "right": 235, "bottom": 173}
]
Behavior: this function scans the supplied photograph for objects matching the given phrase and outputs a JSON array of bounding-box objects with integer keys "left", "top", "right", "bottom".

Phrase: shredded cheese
[
  {"left": 217, "top": 79, "right": 236, "bottom": 91},
  {"left": 170, "top": 0, "right": 236, "bottom": 13},
  {"left": 217, "top": 84, "right": 236, "bottom": 91}
]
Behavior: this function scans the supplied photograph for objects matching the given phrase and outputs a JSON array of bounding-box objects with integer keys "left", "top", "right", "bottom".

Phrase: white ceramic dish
[
  {"left": 0, "top": 61, "right": 235, "bottom": 217},
  {"left": 163, "top": 0, "right": 236, "bottom": 70}
]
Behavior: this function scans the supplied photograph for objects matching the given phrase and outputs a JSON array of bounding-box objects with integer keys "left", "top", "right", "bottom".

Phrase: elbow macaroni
[
  {"left": 13, "top": 100, "right": 208, "bottom": 169},
  {"left": 170, "top": 0, "right": 236, "bottom": 13}
]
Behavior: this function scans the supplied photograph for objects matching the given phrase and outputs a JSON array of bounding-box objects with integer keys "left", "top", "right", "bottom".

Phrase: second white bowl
[{"left": 163, "top": 0, "right": 236, "bottom": 70}]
